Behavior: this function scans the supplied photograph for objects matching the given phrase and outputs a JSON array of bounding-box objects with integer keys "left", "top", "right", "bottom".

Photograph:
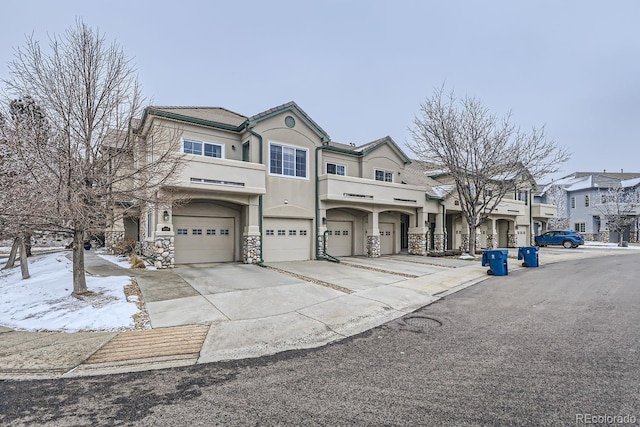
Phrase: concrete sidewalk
[{"left": 1, "top": 247, "right": 636, "bottom": 380}]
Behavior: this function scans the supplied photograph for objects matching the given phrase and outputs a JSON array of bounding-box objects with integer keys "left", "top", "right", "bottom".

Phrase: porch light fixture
[
  {"left": 163, "top": 210, "right": 170, "bottom": 221},
  {"left": 322, "top": 217, "right": 327, "bottom": 225}
]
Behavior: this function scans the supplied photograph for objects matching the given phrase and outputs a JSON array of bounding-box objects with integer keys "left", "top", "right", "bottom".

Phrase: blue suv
[{"left": 534, "top": 230, "right": 585, "bottom": 248}]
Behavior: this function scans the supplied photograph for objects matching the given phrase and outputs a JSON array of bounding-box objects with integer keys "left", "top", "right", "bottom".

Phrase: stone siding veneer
[
  {"left": 461, "top": 234, "right": 469, "bottom": 252},
  {"left": 433, "top": 234, "right": 445, "bottom": 252},
  {"left": 243, "top": 235, "right": 261, "bottom": 264},
  {"left": 486, "top": 234, "right": 498, "bottom": 249},
  {"left": 317, "top": 235, "right": 325, "bottom": 258},
  {"left": 104, "top": 231, "right": 125, "bottom": 253},
  {"left": 366, "top": 235, "right": 381, "bottom": 258},
  {"left": 408, "top": 233, "right": 427, "bottom": 256},
  {"left": 508, "top": 233, "right": 518, "bottom": 248},
  {"left": 152, "top": 237, "right": 174, "bottom": 269}
]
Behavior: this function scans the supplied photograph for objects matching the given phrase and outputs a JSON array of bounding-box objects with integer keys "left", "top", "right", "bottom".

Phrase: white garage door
[
  {"left": 173, "top": 216, "right": 235, "bottom": 264},
  {"left": 380, "top": 222, "right": 394, "bottom": 255},
  {"left": 326, "top": 220, "right": 353, "bottom": 257},
  {"left": 263, "top": 218, "right": 312, "bottom": 262}
]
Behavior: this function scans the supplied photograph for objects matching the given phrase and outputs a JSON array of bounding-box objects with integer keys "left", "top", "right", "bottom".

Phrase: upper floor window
[
  {"left": 326, "top": 162, "right": 346, "bottom": 176},
  {"left": 183, "top": 139, "right": 223, "bottom": 158},
  {"left": 570, "top": 196, "right": 576, "bottom": 209},
  {"left": 584, "top": 195, "right": 590, "bottom": 207},
  {"left": 374, "top": 169, "right": 393, "bottom": 183},
  {"left": 269, "top": 142, "right": 307, "bottom": 178}
]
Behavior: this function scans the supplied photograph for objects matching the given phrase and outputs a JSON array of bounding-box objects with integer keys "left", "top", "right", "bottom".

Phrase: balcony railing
[
  {"left": 318, "top": 174, "right": 425, "bottom": 206},
  {"left": 170, "top": 156, "right": 266, "bottom": 194}
]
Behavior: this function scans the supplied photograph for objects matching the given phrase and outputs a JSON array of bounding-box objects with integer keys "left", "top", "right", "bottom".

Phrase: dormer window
[{"left": 374, "top": 169, "right": 393, "bottom": 183}]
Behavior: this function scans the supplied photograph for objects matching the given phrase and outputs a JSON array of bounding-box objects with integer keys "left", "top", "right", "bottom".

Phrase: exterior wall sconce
[
  {"left": 163, "top": 210, "right": 170, "bottom": 221},
  {"left": 322, "top": 217, "right": 327, "bottom": 225}
]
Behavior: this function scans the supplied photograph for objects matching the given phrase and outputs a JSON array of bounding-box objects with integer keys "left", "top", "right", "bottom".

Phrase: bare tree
[
  {"left": 594, "top": 187, "right": 639, "bottom": 246},
  {"left": 544, "top": 184, "right": 570, "bottom": 230},
  {"left": 0, "top": 97, "right": 48, "bottom": 277},
  {"left": 2, "top": 21, "right": 183, "bottom": 295},
  {"left": 409, "top": 87, "right": 570, "bottom": 255}
]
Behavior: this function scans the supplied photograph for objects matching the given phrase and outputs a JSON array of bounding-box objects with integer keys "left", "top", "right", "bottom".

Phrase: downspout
[
  {"left": 529, "top": 190, "right": 533, "bottom": 246},
  {"left": 315, "top": 145, "right": 339, "bottom": 263},
  {"left": 442, "top": 203, "right": 447, "bottom": 251},
  {"left": 246, "top": 126, "right": 265, "bottom": 267}
]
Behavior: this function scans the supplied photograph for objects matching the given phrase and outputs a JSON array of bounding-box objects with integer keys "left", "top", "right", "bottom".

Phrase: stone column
[
  {"left": 366, "top": 211, "right": 380, "bottom": 258},
  {"left": 152, "top": 231, "right": 174, "bottom": 269},
  {"left": 486, "top": 219, "right": 498, "bottom": 249},
  {"left": 507, "top": 219, "right": 517, "bottom": 248},
  {"left": 408, "top": 209, "right": 427, "bottom": 256},
  {"left": 434, "top": 209, "right": 445, "bottom": 252},
  {"left": 243, "top": 198, "right": 261, "bottom": 264},
  {"left": 461, "top": 234, "right": 469, "bottom": 252},
  {"left": 408, "top": 230, "right": 427, "bottom": 255}
]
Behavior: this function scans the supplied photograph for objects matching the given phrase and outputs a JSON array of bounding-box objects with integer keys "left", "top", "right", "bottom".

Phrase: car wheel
[
  {"left": 571, "top": 243, "right": 578, "bottom": 248},
  {"left": 562, "top": 240, "right": 573, "bottom": 249}
]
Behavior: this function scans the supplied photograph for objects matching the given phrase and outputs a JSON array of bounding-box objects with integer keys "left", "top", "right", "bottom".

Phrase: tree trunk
[
  {"left": 2, "top": 237, "right": 20, "bottom": 270},
  {"left": 25, "top": 234, "right": 32, "bottom": 257},
  {"left": 19, "top": 237, "right": 30, "bottom": 280},
  {"left": 72, "top": 229, "right": 88, "bottom": 296},
  {"left": 468, "top": 223, "right": 477, "bottom": 256}
]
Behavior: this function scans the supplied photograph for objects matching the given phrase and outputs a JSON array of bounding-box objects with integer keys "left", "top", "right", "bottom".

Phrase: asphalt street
[{"left": 1, "top": 253, "right": 638, "bottom": 426}]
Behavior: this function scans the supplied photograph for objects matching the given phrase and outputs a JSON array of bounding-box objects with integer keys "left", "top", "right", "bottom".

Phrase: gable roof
[
  {"left": 354, "top": 136, "right": 411, "bottom": 164},
  {"left": 248, "top": 101, "right": 330, "bottom": 143},
  {"left": 403, "top": 160, "right": 450, "bottom": 199},
  {"left": 140, "top": 106, "right": 248, "bottom": 132},
  {"left": 323, "top": 136, "right": 411, "bottom": 164}
]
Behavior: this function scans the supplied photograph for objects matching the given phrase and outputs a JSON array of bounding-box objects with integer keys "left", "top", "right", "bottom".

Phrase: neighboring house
[
  {"left": 105, "top": 101, "right": 558, "bottom": 267},
  {"left": 541, "top": 171, "right": 640, "bottom": 243}
]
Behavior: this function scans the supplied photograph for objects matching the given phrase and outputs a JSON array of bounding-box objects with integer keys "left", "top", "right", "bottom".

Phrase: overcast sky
[{"left": 2, "top": 1, "right": 639, "bottom": 180}]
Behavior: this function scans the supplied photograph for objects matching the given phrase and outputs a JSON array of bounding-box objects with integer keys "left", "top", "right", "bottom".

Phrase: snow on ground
[
  {"left": 96, "top": 250, "right": 157, "bottom": 270},
  {"left": 583, "top": 241, "right": 640, "bottom": 250},
  {"left": 0, "top": 252, "right": 139, "bottom": 332}
]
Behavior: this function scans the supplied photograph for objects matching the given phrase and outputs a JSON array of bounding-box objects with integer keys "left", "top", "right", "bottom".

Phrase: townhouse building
[
  {"left": 543, "top": 171, "right": 640, "bottom": 243},
  {"left": 106, "top": 101, "right": 557, "bottom": 267}
]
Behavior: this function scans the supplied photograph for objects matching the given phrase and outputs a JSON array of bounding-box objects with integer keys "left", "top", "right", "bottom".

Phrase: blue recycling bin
[
  {"left": 518, "top": 246, "right": 539, "bottom": 267},
  {"left": 481, "top": 250, "right": 509, "bottom": 276}
]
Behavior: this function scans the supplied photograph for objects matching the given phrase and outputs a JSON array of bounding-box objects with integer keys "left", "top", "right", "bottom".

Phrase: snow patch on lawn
[
  {"left": 96, "top": 250, "right": 157, "bottom": 270},
  {"left": 0, "top": 252, "right": 139, "bottom": 332}
]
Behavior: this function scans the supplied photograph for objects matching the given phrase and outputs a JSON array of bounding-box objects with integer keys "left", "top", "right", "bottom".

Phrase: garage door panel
[
  {"left": 264, "top": 218, "right": 312, "bottom": 262},
  {"left": 327, "top": 220, "right": 352, "bottom": 257},
  {"left": 174, "top": 216, "right": 234, "bottom": 264}
]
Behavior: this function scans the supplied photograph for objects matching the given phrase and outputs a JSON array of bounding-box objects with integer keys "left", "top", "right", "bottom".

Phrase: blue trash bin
[
  {"left": 518, "top": 246, "right": 539, "bottom": 267},
  {"left": 481, "top": 250, "right": 509, "bottom": 276}
]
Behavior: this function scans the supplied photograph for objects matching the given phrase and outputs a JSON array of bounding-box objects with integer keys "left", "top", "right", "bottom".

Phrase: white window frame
[
  {"left": 268, "top": 141, "right": 308, "bottom": 179},
  {"left": 584, "top": 195, "right": 590, "bottom": 207},
  {"left": 325, "top": 162, "right": 346, "bottom": 176},
  {"left": 374, "top": 168, "right": 394, "bottom": 183},
  {"left": 182, "top": 138, "right": 225, "bottom": 159},
  {"left": 574, "top": 222, "right": 586, "bottom": 233},
  {"left": 570, "top": 196, "right": 576, "bottom": 209}
]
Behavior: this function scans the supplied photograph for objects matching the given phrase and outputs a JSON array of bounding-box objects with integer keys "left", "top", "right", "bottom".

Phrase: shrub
[
  {"left": 111, "top": 238, "right": 137, "bottom": 256},
  {"left": 129, "top": 254, "right": 146, "bottom": 269}
]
